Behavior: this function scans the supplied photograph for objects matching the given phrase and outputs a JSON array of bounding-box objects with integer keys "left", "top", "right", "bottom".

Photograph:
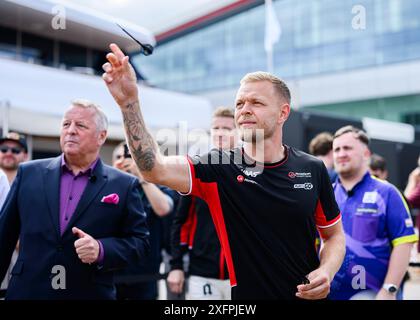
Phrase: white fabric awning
[
  {"left": 1, "top": 0, "right": 156, "bottom": 52},
  {"left": 0, "top": 58, "right": 213, "bottom": 140}
]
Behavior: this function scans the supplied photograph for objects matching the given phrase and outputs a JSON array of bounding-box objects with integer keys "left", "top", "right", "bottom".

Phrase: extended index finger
[
  {"left": 110, "top": 43, "right": 126, "bottom": 61},
  {"left": 106, "top": 53, "right": 120, "bottom": 68}
]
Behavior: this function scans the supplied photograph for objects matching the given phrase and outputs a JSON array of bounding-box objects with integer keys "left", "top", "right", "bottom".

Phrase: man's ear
[
  {"left": 98, "top": 131, "right": 107, "bottom": 146},
  {"left": 278, "top": 103, "right": 291, "bottom": 123},
  {"left": 364, "top": 147, "right": 372, "bottom": 160}
]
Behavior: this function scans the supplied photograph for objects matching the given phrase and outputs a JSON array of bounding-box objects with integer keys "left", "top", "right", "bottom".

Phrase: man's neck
[
  {"left": 4, "top": 170, "right": 17, "bottom": 185},
  {"left": 243, "top": 138, "right": 285, "bottom": 164},
  {"left": 64, "top": 154, "right": 98, "bottom": 175},
  {"left": 339, "top": 167, "right": 368, "bottom": 192},
  {"left": 318, "top": 155, "right": 333, "bottom": 170}
]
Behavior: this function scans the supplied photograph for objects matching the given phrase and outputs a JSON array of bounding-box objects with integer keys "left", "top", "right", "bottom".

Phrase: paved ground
[
  {"left": 158, "top": 248, "right": 420, "bottom": 300},
  {"left": 159, "top": 267, "right": 420, "bottom": 300},
  {"left": 405, "top": 267, "right": 420, "bottom": 300}
]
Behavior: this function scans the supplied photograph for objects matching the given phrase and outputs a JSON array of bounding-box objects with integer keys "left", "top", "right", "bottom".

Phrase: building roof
[
  {"left": 0, "top": 0, "right": 155, "bottom": 52},
  {"left": 156, "top": 0, "right": 262, "bottom": 44}
]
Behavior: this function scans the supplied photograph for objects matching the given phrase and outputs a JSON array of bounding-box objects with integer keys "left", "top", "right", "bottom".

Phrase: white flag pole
[{"left": 267, "top": 47, "right": 274, "bottom": 74}]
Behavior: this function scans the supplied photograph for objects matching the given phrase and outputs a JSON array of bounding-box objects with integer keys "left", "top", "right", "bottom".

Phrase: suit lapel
[
  {"left": 63, "top": 160, "right": 107, "bottom": 235},
  {"left": 44, "top": 156, "right": 63, "bottom": 239}
]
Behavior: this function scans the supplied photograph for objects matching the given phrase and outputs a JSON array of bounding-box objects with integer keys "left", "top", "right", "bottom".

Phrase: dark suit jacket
[{"left": 0, "top": 156, "right": 149, "bottom": 300}]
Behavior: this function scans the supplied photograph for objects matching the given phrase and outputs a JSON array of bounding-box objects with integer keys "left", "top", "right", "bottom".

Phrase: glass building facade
[
  {"left": 133, "top": 0, "right": 420, "bottom": 94},
  {"left": 0, "top": 25, "right": 107, "bottom": 75}
]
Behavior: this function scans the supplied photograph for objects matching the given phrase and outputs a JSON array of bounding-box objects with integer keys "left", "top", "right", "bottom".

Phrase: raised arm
[{"left": 102, "top": 43, "right": 190, "bottom": 193}]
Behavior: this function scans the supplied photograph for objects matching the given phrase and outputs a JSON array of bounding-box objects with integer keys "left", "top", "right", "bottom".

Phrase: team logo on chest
[
  {"left": 293, "top": 183, "right": 313, "bottom": 190},
  {"left": 288, "top": 171, "right": 312, "bottom": 179},
  {"left": 289, "top": 170, "right": 313, "bottom": 190},
  {"left": 240, "top": 167, "right": 262, "bottom": 178},
  {"left": 236, "top": 173, "right": 259, "bottom": 185}
]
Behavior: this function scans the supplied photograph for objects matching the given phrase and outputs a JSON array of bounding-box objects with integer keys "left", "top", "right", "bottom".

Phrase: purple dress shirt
[{"left": 59, "top": 155, "right": 104, "bottom": 263}]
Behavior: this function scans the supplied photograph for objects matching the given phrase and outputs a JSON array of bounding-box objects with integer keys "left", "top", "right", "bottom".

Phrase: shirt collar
[
  {"left": 337, "top": 171, "right": 371, "bottom": 195},
  {"left": 61, "top": 154, "right": 99, "bottom": 176}
]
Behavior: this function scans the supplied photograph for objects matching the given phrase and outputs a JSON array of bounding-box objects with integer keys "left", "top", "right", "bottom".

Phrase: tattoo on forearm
[{"left": 122, "top": 101, "right": 156, "bottom": 171}]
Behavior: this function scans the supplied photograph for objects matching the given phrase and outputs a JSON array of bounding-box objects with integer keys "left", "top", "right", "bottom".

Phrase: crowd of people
[{"left": 0, "top": 42, "right": 419, "bottom": 300}]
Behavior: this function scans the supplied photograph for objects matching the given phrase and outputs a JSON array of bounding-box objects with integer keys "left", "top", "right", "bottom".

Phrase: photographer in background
[{"left": 113, "top": 142, "right": 178, "bottom": 300}]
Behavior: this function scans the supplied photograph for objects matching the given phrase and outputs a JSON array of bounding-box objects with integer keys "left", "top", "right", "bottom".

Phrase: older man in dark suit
[{"left": 0, "top": 99, "right": 149, "bottom": 299}]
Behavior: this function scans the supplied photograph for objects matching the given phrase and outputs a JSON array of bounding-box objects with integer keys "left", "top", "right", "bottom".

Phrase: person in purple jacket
[{"left": 330, "top": 126, "right": 417, "bottom": 300}]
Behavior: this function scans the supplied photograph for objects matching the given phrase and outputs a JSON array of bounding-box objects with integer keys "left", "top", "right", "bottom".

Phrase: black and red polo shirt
[{"left": 184, "top": 145, "right": 341, "bottom": 299}]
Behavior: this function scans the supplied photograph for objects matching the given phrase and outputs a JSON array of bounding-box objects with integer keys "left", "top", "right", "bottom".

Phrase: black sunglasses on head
[{"left": 0, "top": 146, "right": 23, "bottom": 154}]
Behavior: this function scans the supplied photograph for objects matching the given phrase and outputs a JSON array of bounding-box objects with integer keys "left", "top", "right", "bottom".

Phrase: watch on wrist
[{"left": 382, "top": 283, "right": 398, "bottom": 294}]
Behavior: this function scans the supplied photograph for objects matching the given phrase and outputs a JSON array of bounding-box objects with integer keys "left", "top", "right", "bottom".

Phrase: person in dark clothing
[
  {"left": 103, "top": 44, "right": 345, "bottom": 300},
  {"left": 309, "top": 132, "right": 337, "bottom": 183},
  {"left": 168, "top": 107, "right": 237, "bottom": 299},
  {"left": 112, "top": 142, "right": 177, "bottom": 300}
]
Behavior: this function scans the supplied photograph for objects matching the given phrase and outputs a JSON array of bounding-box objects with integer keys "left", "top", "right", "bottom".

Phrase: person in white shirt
[
  {"left": 0, "top": 170, "right": 9, "bottom": 209},
  {"left": 0, "top": 169, "right": 10, "bottom": 292},
  {"left": 0, "top": 132, "right": 28, "bottom": 293}
]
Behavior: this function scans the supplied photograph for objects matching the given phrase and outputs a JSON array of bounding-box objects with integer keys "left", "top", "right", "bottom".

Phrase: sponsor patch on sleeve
[{"left": 405, "top": 218, "right": 414, "bottom": 228}]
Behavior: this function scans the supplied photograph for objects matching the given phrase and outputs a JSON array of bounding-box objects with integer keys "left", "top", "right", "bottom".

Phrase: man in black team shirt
[{"left": 102, "top": 43, "right": 346, "bottom": 300}]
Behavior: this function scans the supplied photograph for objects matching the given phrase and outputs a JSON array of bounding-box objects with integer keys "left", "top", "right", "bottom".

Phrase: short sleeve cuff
[
  {"left": 392, "top": 234, "right": 419, "bottom": 247},
  {"left": 178, "top": 156, "right": 193, "bottom": 196},
  {"left": 317, "top": 214, "right": 342, "bottom": 229}
]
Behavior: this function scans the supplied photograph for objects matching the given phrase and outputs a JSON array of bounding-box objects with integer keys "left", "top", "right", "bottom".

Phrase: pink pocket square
[{"left": 101, "top": 193, "right": 119, "bottom": 204}]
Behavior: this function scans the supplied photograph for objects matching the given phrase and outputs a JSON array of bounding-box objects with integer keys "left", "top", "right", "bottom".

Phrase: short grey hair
[
  {"left": 213, "top": 106, "right": 234, "bottom": 119},
  {"left": 70, "top": 99, "right": 108, "bottom": 132},
  {"left": 240, "top": 71, "right": 291, "bottom": 104}
]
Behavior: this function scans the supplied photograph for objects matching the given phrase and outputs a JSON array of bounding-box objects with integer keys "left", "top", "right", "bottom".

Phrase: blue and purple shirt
[{"left": 330, "top": 172, "right": 418, "bottom": 300}]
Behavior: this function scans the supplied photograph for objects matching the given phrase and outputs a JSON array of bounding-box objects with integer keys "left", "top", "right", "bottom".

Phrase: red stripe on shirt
[
  {"left": 315, "top": 199, "right": 341, "bottom": 239},
  {"left": 188, "top": 208, "right": 198, "bottom": 249},
  {"left": 314, "top": 199, "right": 327, "bottom": 227},
  {"left": 180, "top": 197, "right": 196, "bottom": 245},
  {"left": 314, "top": 199, "right": 341, "bottom": 228},
  {"left": 219, "top": 249, "right": 225, "bottom": 280},
  {"left": 186, "top": 156, "right": 237, "bottom": 287}
]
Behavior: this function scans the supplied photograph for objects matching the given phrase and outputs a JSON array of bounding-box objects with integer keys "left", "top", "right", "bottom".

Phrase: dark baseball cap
[{"left": 0, "top": 132, "right": 28, "bottom": 152}]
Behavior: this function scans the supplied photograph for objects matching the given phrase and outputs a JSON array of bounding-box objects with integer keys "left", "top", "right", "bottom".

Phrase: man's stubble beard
[
  {"left": 0, "top": 160, "right": 18, "bottom": 171},
  {"left": 240, "top": 128, "right": 272, "bottom": 144}
]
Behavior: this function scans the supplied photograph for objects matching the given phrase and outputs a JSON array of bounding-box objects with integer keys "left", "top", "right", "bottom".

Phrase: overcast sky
[{"left": 59, "top": 0, "right": 234, "bottom": 34}]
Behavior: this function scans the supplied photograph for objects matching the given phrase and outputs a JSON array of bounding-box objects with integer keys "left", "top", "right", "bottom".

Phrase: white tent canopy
[
  {"left": 0, "top": 58, "right": 213, "bottom": 140},
  {"left": 1, "top": 0, "right": 156, "bottom": 52}
]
